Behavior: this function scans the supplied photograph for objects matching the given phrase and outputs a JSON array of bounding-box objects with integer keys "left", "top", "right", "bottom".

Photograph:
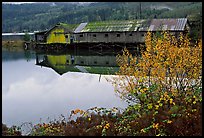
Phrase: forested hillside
[{"left": 2, "top": 2, "right": 202, "bottom": 33}]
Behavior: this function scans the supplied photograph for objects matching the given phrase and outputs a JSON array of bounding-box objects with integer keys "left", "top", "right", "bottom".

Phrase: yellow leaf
[{"left": 167, "top": 120, "right": 172, "bottom": 124}]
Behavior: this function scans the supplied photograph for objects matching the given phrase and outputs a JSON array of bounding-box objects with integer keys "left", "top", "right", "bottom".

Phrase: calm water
[{"left": 2, "top": 49, "right": 128, "bottom": 128}]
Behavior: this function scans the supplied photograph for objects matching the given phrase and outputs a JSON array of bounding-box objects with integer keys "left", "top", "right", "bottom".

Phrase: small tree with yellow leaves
[{"left": 109, "top": 31, "right": 202, "bottom": 136}]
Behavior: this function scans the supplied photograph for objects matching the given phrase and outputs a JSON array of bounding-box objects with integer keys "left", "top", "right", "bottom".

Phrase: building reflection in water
[{"left": 35, "top": 50, "right": 120, "bottom": 75}]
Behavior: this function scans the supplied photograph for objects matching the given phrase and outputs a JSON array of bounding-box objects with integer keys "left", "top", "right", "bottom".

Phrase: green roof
[
  {"left": 83, "top": 66, "right": 119, "bottom": 75},
  {"left": 77, "top": 18, "right": 187, "bottom": 32},
  {"left": 81, "top": 20, "right": 149, "bottom": 32},
  {"left": 36, "top": 62, "right": 118, "bottom": 75},
  {"left": 58, "top": 23, "right": 79, "bottom": 32},
  {"left": 43, "top": 22, "right": 79, "bottom": 35}
]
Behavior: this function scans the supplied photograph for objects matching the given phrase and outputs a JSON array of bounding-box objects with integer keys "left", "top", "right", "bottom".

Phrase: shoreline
[{"left": 2, "top": 40, "right": 25, "bottom": 47}]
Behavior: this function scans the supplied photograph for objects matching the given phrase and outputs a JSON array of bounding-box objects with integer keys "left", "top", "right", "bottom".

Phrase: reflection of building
[{"left": 35, "top": 53, "right": 118, "bottom": 75}]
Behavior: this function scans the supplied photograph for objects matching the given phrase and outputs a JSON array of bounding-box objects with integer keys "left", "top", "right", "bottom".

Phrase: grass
[
  {"left": 2, "top": 41, "right": 26, "bottom": 52},
  {"left": 2, "top": 40, "right": 25, "bottom": 47}
]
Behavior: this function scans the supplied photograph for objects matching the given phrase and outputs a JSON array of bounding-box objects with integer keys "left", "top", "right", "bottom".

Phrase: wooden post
[{"left": 36, "top": 54, "right": 39, "bottom": 64}]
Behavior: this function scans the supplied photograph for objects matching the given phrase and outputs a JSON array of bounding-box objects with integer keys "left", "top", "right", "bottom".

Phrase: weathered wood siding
[{"left": 75, "top": 32, "right": 146, "bottom": 43}]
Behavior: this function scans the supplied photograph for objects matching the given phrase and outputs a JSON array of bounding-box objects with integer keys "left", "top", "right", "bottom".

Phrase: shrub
[
  {"left": 24, "top": 33, "right": 31, "bottom": 42},
  {"left": 108, "top": 31, "right": 202, "bottom": 136},
  {"left": 2, "top": 124, "right": 22, "bottom": 136}
]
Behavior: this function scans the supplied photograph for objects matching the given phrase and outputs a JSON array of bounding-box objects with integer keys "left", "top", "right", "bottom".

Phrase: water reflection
[
  {"left": 35, "top": 52, "right": 119, "bottom": 75},
  {"left": 2, "top": 49, "right": 35, "bottom": 62},
  {"left": 2, "top": 48, "right": 128, "bottom": 128}
]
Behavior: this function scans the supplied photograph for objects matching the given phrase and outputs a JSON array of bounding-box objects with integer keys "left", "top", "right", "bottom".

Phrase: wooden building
[
  {"left": 35, "top": 18, "right": 189, "bottom": 46},
  {"left": 74, "top": 18, "right": 189, "bottom": 44},
  {"left": 74, "top": 20, "right": 148, "bottom": 44},
  {"left": 35, "top": 23, "right": 79, "bottom": 45}
]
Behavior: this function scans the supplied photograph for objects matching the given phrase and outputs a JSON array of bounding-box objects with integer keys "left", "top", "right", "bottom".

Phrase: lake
[{"left": 2, "top": 48, "right": 128, "bottom": 129}]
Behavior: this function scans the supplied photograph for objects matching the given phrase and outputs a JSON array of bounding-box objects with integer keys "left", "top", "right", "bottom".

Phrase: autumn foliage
[{"left": 109, "top": 31, "right": 202, "bottom": 136}]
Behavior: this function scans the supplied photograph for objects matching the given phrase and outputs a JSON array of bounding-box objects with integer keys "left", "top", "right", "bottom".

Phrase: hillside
[{"left": 2, "top": 2, "right": 202, "bottom": 33}]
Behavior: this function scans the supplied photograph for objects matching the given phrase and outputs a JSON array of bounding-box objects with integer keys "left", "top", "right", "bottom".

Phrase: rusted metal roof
[
  {"left": 76, "top": 18, "right": 187, "bottom": 33},
  {"left": 148, "top": 18, "right": 187, "bottom": 31}
]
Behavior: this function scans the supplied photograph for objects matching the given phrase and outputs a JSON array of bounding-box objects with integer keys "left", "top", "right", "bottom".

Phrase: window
[
  {"left": 94, "top": 61, "right": 97, "bottom": 64},
  {"left": 117, "top": 34, "right": 120, "bottom": 37},
  {"left": 93, "top": 34, "right": 96, "bottom": 37},
  {"left": 65, "top": 35, "right": 68, "bottom": 38},
  {"left": 66, "top": 60, "right": 69, "bottom": 64},
  {"left": 79, "top": 34, "right": 83, "bottom": 37},
  {"left": 129, "top": 34, "right": 132, "bottom": 36},
  {"left": 80, "top": 61, "right": 84, "bottom": 64},
  {"left": 106, "top": 61, "right": 109, "bottom": 65},
  {"left": 105, "top": 34, "right": 108, "bottom": 37},
  {"left": 141, "top": 34, "right": 145, "bottom": 37}
]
